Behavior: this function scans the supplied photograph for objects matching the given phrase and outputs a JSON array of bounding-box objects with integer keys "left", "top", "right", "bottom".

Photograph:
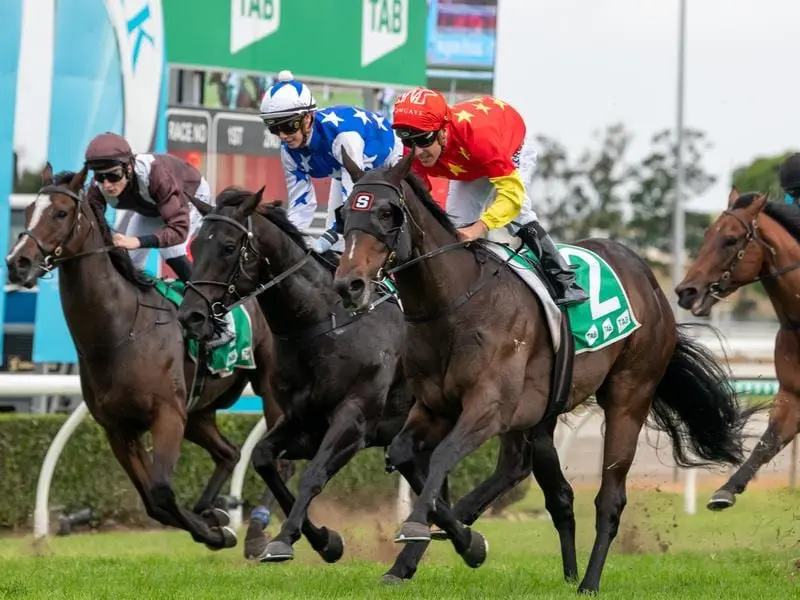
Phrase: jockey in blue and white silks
[{"left": 259, "top": 70, "right": 403, "bottom": 253}]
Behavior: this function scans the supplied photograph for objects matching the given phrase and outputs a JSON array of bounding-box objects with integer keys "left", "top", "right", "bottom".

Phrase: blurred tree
[
  {"left": 627, "top": 128, "right": 715, "bottom": 255},
  {"left": 534, "top": 123, "right": 631, "bottom": 241},
  {"left": 731, "top": 152, "right": 793, "bottom": 199}
]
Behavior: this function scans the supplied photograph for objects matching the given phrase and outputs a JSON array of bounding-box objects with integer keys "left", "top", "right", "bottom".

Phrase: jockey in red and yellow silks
[{"left": 392, "top": 87, "right": 588, "bottom": 306}]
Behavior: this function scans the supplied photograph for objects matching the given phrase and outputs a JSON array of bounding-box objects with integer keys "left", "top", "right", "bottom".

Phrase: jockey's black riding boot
[
  {"left": 166, "top": 256, "right": 193, "bottom": 283},
  {"left": 516, "top": 221, "right": 589, "bottom": 306}
]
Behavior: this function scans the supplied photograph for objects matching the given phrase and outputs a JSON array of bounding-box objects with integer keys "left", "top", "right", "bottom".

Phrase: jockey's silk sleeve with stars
[
  {"left": 281, "top": 105, "right": 396, "bottom": 232},
  {"left": 416, "top": 96, "right": 528, "bottom": 230}
]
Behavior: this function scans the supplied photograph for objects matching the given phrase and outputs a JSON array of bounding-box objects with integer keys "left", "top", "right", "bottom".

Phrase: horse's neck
[
  {"left": 394, "top": 195, "right": 483, "bottom": 317},
  {"left": 254, "top": 219, "right": 339, "bottom": 332},
  {"left": 58, "top": 230, "right": 141, "bottom": 353},
  {"left": 758, "top": 217, "right": 800, "bottom": 326}
]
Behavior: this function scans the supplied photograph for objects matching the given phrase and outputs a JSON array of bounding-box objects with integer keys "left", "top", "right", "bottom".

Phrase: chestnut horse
[
  {"left": 676, "top": 188, "right": 797, "bottom": 510},
  {"left": 332, "top": 151, "right": 752, "bottom": 593}
]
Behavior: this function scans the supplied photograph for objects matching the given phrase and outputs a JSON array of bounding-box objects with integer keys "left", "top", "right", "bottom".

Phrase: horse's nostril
[{"left": 348, "top": 278, "right": 365, "bottom": 296}]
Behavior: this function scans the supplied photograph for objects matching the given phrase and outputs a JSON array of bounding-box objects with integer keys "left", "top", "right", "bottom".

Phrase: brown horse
[
  {"left": 332, "top": 151, "right": 753, "bottom": 593},
  {"left": 676, "top": 188, "right": 798, "bottom": 510},
  {"left": 5, "top": 165, "right": 281, "bottom": 549}
]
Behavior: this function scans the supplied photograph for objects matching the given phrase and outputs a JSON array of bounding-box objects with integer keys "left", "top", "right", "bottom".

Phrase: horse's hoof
[
  {"left": 381, "top": 573, "right": 407, "bottom": 585},
  {"left": 394, "top": 521, "right": 431, "bottom": 544},
  {"left": 318, "top": 530, "right": 345, "bottom": 563},
  {"left": 459, "top": 528, "right": 488, "bottom": 569},
  {"left": 259, "top": 540, "right": 294, "bottom": 563},
  {"left": 243, "top": 525, "right": 270, "bottom": 561},
  {"left": 577, "top": 584, "right": 599, "bottom": 596},
  {"left": 201, "top": 508, "right": 231, "bottom": 528},
  {"left": 205, "top": 526, "right": 237, "bottom": 551},
  {"left": 707, "top": 489, "right": 736, "bottom": 511},
  {"left": 429, "top": 525, "right": 449, "bottom": 541}
]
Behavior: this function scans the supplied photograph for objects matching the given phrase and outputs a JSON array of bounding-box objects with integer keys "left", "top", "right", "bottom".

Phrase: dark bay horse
[
  {"left": 676, "top": 188, "right": 798, "bottom": 510},
  {"left": 5, "top": 166, "right": 280, "bottom": 549},
  {"left": 177, "top": 187, "right": 464, "bottom": 570},
  {"left": 332, "top": 151, "right": 753, "bottom": 594}
]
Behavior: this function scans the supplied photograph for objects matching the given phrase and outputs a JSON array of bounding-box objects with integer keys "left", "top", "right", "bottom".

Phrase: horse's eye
[
  {"left": 55, "top": 210, "right": 68, "bottom": 219},
  {"left": 723, "top": 236, "right": 738, "bottom": 248},
  {"left": 223, "top": 244, "right": 236, "bottom": 255},
  {"left": 378, "top": 208, "right": 393, "bottom": 221}
]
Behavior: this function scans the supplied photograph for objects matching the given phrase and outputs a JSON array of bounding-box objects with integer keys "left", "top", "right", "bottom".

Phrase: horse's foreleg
[
  {"left": 250, "top": 416, "right": 332, "bottom": 561},
  {"left": 105, "top": 429, "right": 180, "bottom": 528},
  {"left": 148, "top": 406, "right": 236, "bottom": 550},
  {"left": 385, "top": 400, "right": 452, "bottom": 472},
  {"left": 262, "top": 400, "right": 368, "bottom": 563},
  {"left": 384, "top": 430, "right": 529, "bottom": 582},
  {"left": 709, "top": 389, "right": 800, "bottom": 510},
  {"left": 183, "top": 410, "right": 240, "bottom": 525},
  {"left": 397, "top": 389, "right": 502, "bottom": 546}
]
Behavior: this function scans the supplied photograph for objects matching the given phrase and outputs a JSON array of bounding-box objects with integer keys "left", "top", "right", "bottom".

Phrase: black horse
[{"left": 177, "top": 187, "right": 463, "bottom": 567}]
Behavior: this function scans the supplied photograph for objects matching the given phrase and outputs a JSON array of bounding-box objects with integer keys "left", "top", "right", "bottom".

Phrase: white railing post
[
  {"left": 33, "top": 401, "right": 90, "bottom": 538},
  {"left": 228, "top": 417, "right": 267, "bottom": 529}
]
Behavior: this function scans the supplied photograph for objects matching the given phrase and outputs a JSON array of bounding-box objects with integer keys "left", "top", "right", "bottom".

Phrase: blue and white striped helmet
[{"left": 259, "top": 70, "right": 317, "bottom": 124}]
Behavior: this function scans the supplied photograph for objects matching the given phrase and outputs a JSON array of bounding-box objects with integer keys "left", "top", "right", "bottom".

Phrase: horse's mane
[
  {"left": 53, "top": 171, "right": 154, "bottom": 291},
  {"left": 358, "top": 168, "right": 458, "bottom": 237},
  {"left": 733, "top": 192, "right": 800, "bottom": 243},
  {"left": 216, "top": 186, "right": 339, "bottom": 272},
  {"left": 404, "top": 172, "right": 459, "bottom": 237}
]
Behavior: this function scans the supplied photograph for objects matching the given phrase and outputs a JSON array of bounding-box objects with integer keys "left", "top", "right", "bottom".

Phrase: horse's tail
[{"left": 649, "top": 323, "right": 759, "bottom": 468}]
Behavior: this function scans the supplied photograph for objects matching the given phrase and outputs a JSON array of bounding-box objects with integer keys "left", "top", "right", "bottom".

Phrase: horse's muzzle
[
  {"left": 334, "top": 275, "right": 369, "bottom": 311},
  {"left": 178, "top": 308, "right": 215, "bottom": 342},
  {"left": 6, "top": 255, "right": 39, "bottom": 289}
]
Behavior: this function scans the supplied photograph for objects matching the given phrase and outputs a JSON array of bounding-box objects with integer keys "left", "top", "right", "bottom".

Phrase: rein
[{"left": 186, "top": 210, "right": 394, "bottom": 340}]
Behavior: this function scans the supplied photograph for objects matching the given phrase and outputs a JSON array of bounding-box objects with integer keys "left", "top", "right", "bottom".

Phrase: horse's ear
[
  {"left": 69, "top": 167, "right": 88, "bottom": 192},
  {"left": 727, "top": 186, "right": 740, "bottom": 208},
  {"left": 387, "top": 150, "right": 414, "bottom": 188},
  {"left": 750, "top": 192, "right": 769, "bottom": 214},
  {"left": 341, "top": 148, "right": 365, "bottom": 183},
  {"left": 41, "top": 162, "right": 54, "bottom": 186},
  {"left": 236, "top": 186, "right": 264, "bottom": 217},
  {"left": 189, "top": 195, "right": 213, "bottom": 216}
]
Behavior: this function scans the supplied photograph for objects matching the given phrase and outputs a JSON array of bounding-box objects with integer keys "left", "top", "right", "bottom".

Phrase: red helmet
[{"left": 392, "top": 87, "right": 450, "bottom": 138}]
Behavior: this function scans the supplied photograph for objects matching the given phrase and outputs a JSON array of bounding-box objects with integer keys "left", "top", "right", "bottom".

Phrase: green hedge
[{"left": 0, "top": 413, "right": 506, "bottom": 531}]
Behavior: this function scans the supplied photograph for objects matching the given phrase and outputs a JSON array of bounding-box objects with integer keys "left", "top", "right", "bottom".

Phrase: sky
[
  {"left": 12, "top": 0, "right": 800, "bottom": 215},
  {"left": 495, "top": 0, "right": 800, "bottom": 213}
]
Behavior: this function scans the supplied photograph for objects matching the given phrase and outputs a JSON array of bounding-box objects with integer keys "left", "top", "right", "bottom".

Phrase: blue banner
[
  {"left": 426, "top": 0, "right": 496, "bottom": 69},
  {"left": 33, "top": 0, "right": 167, "bottom": 363},
  {"left": 0, "top": 0, "right": 24, "bottom": 365}
]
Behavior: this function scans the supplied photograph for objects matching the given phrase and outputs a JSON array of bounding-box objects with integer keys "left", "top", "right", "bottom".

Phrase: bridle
[
  {"left": 344, "top": 179, "right": 510, "bottom": 322},
  {"left": 183, "top": 212, "right": 312, "bottom": 322},
  {"left": 707, "top": 208, "right": 800, "bottom": 299},
  {"left": 20, "top": 184, "right": 114, "bottom": 273}
]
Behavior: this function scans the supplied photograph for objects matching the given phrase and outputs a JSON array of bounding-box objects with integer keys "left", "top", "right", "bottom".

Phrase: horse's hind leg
[
  {"left": 579, "top": 384, "right": 652, "bottom": 595},
  {"left": 148, "top": 406, "right": 237, "bottom": 550},
  {"left": 709, "top": 389, "right": 800, "bottom": 510},
  {"left": 183, "top": 409, "right": 240, "bottom": 525},
  {"left": 262, "top": 399, "right": 368, "bottom": 563}
]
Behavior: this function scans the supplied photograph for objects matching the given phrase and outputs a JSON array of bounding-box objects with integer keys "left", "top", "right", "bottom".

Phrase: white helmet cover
[{"left": 259, "top": 69, "right": 317, "bottom": 123}]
